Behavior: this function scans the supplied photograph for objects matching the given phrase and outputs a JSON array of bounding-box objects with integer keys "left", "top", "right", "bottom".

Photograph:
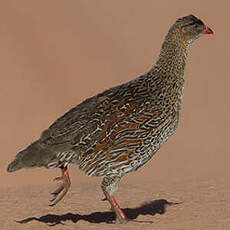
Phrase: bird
[{"left": 7, "top": 15, "right": 213, "bottom": 224}]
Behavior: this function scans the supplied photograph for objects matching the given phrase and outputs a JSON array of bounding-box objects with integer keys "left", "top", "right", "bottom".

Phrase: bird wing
[
  {"left": 39, "top": 82, "right": 134, "bottom": 147},
  {"left": 39, "top": 75, "right": 165, "bottom": 158}
]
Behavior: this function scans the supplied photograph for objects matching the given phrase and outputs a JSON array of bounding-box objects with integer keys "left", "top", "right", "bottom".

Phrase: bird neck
[{"left": 151, "top": 34, "right": 189, "bottom": 78}]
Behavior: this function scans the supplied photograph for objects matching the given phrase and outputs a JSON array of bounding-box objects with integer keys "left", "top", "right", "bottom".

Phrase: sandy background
[{"left": 1, "top": 0, "right": 229, "bottom": 229}]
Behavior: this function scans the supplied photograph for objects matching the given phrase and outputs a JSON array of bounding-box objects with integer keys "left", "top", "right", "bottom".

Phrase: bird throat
[
  {"left": 146, "top": 35, "right": 189, "bottom": 112},
  {"left": 153, "top": 38, "right": 188, "bottom": 78}
]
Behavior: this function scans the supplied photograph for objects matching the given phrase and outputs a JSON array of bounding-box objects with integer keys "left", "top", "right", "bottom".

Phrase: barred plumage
[{"left": 7, "top": 15, "right": 213, "bottom": 223}]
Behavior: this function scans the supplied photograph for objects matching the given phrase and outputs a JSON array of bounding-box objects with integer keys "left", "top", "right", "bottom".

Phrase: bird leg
[
  {"left": 101, "top": 176, "right": 128, "bottom": 224},
  {"left": 49, "top": 165, "right": 71, "bottom": 206},
  {"left": 101, "top": 175, "right": 154, "bottom": 224},
  {"left": 104, "top": 191, "right": 128, "bottom": 223}
]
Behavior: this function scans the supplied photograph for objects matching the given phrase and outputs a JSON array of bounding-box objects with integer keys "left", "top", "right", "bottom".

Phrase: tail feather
[
  {"left": 7, "top": 140, "right": 55, "bottom": 173},
  {"left": 7, "top": 158, "right": 23, "bottom": 172}
]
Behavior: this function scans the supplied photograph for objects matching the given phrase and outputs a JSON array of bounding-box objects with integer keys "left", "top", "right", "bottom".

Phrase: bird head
[{"left": 171, "top": 15, "right": 213, "bottom": 44}]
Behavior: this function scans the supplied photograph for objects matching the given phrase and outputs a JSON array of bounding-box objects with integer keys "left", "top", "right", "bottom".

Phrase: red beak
[{"left": 202, "top": 26, "right": 213, "bottom": 34}]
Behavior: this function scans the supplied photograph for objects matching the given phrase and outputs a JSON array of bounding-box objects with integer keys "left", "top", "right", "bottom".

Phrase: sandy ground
[
  {"left": 1, "top": 0, "right": 230, "bottom": 229},
  {"left": 1, "top": 174, "right": 230, "bottom": 230}
]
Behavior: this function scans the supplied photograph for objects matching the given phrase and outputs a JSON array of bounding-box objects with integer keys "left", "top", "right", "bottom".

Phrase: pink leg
[
  {"left": 101, "top": 176, "right": 153, "bottom": 224},
  {"left": 104, "top": 191, "right": 128, "bottom": 223},
  {"left": 49, "top": 166, "right": 71, "bottom": 206}
]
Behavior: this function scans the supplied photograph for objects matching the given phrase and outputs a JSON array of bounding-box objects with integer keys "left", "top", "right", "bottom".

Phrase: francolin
[{"left": 7, "top": 15, "right": 213, "bottom": 223}]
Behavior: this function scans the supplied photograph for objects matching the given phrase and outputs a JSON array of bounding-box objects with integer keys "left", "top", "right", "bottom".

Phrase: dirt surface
[
  {"left": 1, "top": 175, "right": 230, "bottom": 230},
  {"left": 1, "top": 0, "right": 230, "bottom": 229}
]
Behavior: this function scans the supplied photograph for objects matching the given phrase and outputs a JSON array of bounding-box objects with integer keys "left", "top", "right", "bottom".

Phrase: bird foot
[
  {"left": 103, "top": 192, "right": 153, "bottom": 224},
  {"left": 49, "top": 166, "right": 71, "bottom": 206}
]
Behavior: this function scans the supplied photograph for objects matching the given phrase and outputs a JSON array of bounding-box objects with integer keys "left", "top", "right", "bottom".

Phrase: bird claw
[
  {"left": 49, "top": 179, "right": 71, "bottom": 206},
  {"left": 49, "top": 166, "right": 71, "bottom": 206}
]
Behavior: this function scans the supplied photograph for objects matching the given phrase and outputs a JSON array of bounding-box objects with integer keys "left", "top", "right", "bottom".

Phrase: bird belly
[
  {"left": 77, "top": 111, "right": 179, "bottom": 177},
  {"left": 122, "top": 114, "right": 179, "bottom": 173}
]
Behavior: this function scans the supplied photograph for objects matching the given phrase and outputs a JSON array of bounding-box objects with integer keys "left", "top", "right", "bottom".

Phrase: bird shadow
[{"left": 16, "top": 199, "right": 180, "bottom": 225}]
